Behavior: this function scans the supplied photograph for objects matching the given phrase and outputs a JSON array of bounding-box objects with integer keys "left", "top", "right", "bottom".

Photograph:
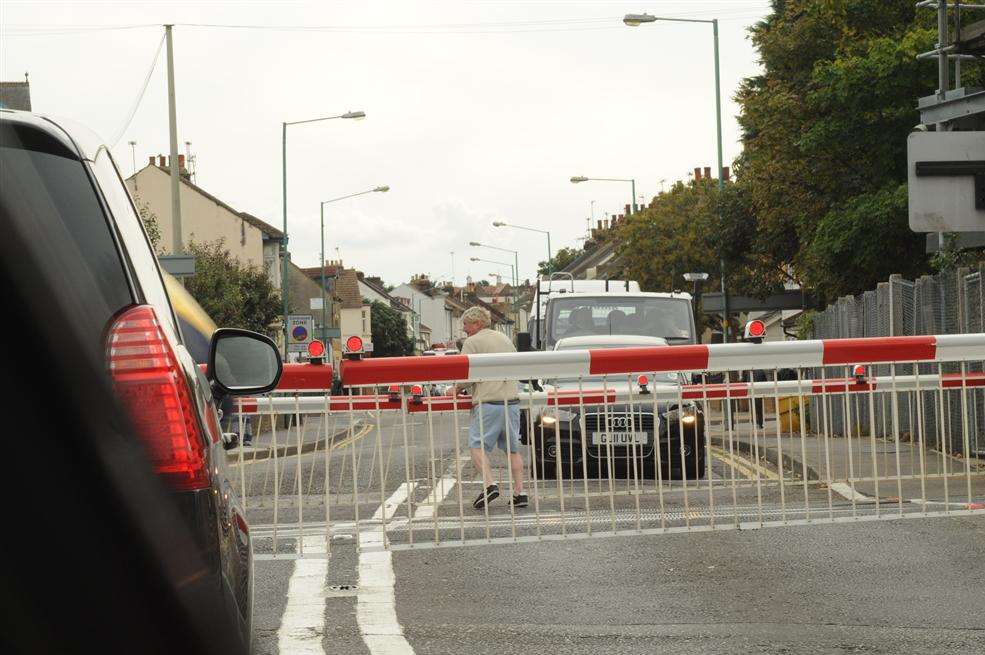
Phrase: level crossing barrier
[{"left": 229, "top": 335, "right": 985, "bottom": 557}]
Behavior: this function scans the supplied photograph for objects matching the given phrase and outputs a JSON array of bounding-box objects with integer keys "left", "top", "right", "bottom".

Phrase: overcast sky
[{"left": 2, "top": 0, "right": 770, "bottom": 287}]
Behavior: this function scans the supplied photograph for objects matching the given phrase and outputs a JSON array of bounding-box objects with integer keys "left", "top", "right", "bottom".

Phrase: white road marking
[
  {"left": 276, "top": 534, "right": 330, "bottom": 654},
  {"left": 829, "top": 482, "right": 870, "bottom": 502},
  {"left": 413, "top": 474, "right": 459, "bottom": 520},
  {"left": 358, "top": 482, "right": 415, "bottom": 655}
]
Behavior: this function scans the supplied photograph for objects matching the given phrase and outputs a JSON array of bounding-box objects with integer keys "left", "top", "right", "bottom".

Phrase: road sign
[
  {"left": 907, "top": 132, "right": 985, "bottom": 232},
  {"left": 702, "top": 290, "right": 812, "bottom": 313},
  {"left": 287, "top": 314, "right": 314, "bottom": 353}
]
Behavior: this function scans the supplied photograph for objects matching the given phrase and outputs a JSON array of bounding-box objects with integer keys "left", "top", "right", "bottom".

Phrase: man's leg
[
  {"left": 469, "top": 404, "right": 499, "bottom": 509},
  {"left": 508, "top": 453, "right": 524, "bottom": 495},
  {"left": 470, "top": 447, "right": 495, "bottom": 488}
]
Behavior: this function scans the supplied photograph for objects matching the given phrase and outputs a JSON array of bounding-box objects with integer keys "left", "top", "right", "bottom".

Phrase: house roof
[
  {"left": 237, "top": 211, "right": 284, "bottom": 239},
  {"left": 0, "top": 81, "right": 31, "bottom": 111},
  {"left": 300, "top": 264, "right": 343, "bottom": 279},
  {"left": 131, "top": 164, "right": 284, "bottom": 239},
  {"left": 419, "top": 323, "right": 432, "bottom": 333},
  {"left": 335, "top": 269, "right": 363, "bottom": 309}
]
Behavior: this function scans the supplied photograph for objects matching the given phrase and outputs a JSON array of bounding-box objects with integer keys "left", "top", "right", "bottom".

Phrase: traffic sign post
[
  {"left": 287, "top": 314, "right": 314, "bottom": 353},
  {"left": 907, "top": 132, "right": 985, "bottom": 233}
]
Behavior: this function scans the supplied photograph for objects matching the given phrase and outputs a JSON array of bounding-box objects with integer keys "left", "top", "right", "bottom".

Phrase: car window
[
  {"left": 90, "top": 148, "right": 183, "bottom": 345},
  {"left": 0, "top": 120, "right": 133, "bottom": 348}
]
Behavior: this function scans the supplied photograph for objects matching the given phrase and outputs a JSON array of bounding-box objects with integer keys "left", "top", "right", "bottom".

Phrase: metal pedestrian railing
[{"left": 229, "top": 335, "right": 985, "bottom": 557}]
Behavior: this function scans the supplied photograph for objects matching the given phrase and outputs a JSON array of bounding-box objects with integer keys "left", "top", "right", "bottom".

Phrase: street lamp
[
  {"left": 470, "top": 256, "right": 517, "bottom": 321},
  {"left": 624, "top": 12, "right": 729, "bottom": 339},
  {"left": 469, "top": 240, "right": 521, "bottom": 320},
  {"left": 470, "top": 257, "right": 515, "bottom": 285},
  {"left": 570, "top": 176, "right": 638, "bottom": 214},
  {"left": 318, "top": 185, "right": 390, "bottom": 344},
  {"left": 280, "top": 109, "right": 365, "bottom": 355},
  {"left": 492, "top": 221, "right": 552, "bottom": 276}
]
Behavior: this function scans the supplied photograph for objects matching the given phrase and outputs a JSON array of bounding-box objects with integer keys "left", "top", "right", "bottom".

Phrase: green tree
[
  {"left": 733, "top": 0, "right": 982, "bottom": 302},
  {"left": 537, "top": 246, "right": 582, "bottom": 276},
  {"left": 134, "top": 194, "right": 163, "bottom": 254},
  {"left": 183, "top": 239, "right": 281, "bottom": 334},
  {"left": 370, "top": 300, "right": 414, "bottom": 357}
]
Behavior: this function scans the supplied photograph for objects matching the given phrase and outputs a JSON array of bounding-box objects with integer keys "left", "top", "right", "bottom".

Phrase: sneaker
[
  {"left": 473, "top": 484, "right": 499, "bottom": 510},
  {"left": 510, "top": 493, "right": 528, "bottom": 508}
]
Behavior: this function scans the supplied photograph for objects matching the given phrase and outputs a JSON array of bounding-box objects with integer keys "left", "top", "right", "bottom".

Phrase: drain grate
[{"left": 324, "top": 584, "right": 358, "bottom": 597}]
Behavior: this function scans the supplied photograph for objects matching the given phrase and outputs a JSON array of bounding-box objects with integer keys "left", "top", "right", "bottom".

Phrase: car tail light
[{"left": 106, "top": 305, "right": 209, "bottom": 491}]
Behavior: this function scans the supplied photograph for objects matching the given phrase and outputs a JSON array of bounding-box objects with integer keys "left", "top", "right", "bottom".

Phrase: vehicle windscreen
[{"left": 549, "top": 296, "right": 695, "bottom": 345}]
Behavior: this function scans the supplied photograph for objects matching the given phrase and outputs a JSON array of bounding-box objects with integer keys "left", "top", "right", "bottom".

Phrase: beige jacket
[{"left": 460, "top": 328, "right": 519, "bottom": 403}]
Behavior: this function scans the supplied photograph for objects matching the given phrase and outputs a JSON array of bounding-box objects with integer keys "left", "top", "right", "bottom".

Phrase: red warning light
[
  {"left": 744, "top": 320, "right": 766, "bottom": 339},
  {"left": 308, "top": 339, "right": 325, "bottom": 358},
  {"left": 345, "top": 335, "right": 364, "bottom": 353},
  {"left": 637, "top": 375, "right": 649, "bottom": 387}
]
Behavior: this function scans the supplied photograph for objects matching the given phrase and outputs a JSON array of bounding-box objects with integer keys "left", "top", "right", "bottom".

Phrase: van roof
[{"left": 546, "top": 291, "right": 693, "bottom": 301}]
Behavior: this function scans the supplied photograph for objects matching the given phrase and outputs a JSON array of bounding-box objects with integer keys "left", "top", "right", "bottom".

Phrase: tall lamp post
[
  {"left": 319, "top": 185, "right": 389, "bottom": 343},
  {"left": 570, "top": 176, "right": 638, "bottom": 214},
  {"left": 470, "top": 257, "right": 517, "bottom": 320},
  {"left": 281, "top": 109, "right": 365, "bottom": 355},
  {"left": 492, "top": 221, "right": 552, "bottom": 275},
  {"left": 623, "top": 12, "right": 729, "bottom": 340},
  {"left": 469, "top": 241, "right": 519, "bottom": 317}
]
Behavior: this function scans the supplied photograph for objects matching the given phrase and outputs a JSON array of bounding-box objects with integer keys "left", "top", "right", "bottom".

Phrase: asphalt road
[{"left": 236, "top": 409, "right": 985, "bottom": 655}]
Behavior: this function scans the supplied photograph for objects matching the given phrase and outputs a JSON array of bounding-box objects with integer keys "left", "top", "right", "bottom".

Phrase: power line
[{"left": 108, "top": 29, "right": 165, "bottom": 148}]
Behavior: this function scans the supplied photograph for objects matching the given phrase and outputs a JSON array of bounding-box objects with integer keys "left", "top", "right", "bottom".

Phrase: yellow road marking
[
  {"left": 329, "top": 422, "right": 374, "bottom": 451},
  {"left": 709, "top": 446, "right": 779, "bottom": 481}
]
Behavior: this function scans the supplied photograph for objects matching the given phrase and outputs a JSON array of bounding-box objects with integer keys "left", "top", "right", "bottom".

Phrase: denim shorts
[{"left": 469, "top": 402, "right": 522, "bottom": 454}]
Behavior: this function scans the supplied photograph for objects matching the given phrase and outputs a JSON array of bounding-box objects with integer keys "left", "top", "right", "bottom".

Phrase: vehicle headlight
[
  {"left": 540, "top": 409, "right": 577, "bottom": 425},
  {"left": 663, "top": 408, "right": 698, "bottom": 426}
]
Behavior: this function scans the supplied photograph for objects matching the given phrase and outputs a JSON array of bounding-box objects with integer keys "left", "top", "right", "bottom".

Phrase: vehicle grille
[{"left": 584, "top": 413, "right": 655, "bottom": 433}]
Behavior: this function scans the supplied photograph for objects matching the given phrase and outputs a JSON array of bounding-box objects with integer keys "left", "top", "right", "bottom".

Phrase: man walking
[{"left": 456, "top": 307, "right": 527, "bottom": 510}]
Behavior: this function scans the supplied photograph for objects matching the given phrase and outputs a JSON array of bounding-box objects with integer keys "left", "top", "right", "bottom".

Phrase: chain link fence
[{"left": 809, "top": 267, "right": 985, "bottom": 459}]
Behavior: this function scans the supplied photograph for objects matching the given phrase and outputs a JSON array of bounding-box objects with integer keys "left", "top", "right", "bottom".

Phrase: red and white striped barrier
[
  {"left": 236, "top": 371, "right": 985, "bottom": 415},
  {"left": 340, "top": 334, "right": 985, "bottom": 386}
]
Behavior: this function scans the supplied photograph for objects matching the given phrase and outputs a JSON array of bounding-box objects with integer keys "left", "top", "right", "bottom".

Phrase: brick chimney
[
  {"left": 157, "top": 154, "right": 166, "bottom": 168},
  {"left": 148, "top": 155, "right": 155, "bottom": 166},
  {"left": 722, "top": 166, "right": 731, "bottom": 181},
  {"left": 624, "top": 204, "right": 631, "bottom": 216},
  {"left": 703, "top": 166, "right": 711, "bottom": 179},
  {"left": 694, "top": 167, "right": 702, "bottom": 181},
  {"left": 597, "top": 219, "right": 604, "bottom": 230}
]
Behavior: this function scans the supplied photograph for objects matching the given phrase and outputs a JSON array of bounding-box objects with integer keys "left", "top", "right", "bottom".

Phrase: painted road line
[
  {"left": 709, "top": 446, "right": 779, "bottom": 481},
  {"left": 357, "top": 482, "right": 415, "bottom": 655},
  {"left": 830, "top": 482, "right": 871, "bottom": 502},
  {"left": 276, "top": 533, "right": 330, "bottom": 654}
]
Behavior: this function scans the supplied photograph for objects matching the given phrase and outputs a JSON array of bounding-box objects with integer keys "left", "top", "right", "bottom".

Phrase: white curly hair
[{"left": 461, "top": 306, "right": 491, "bottom": 328}]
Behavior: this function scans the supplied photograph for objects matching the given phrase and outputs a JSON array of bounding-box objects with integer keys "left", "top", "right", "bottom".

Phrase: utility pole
[
  {"left": 164, "top": 25, "right": 182, "bottom": 255},
  {"left": 713, "top": 18, "right": 730, "bottom": 342}
]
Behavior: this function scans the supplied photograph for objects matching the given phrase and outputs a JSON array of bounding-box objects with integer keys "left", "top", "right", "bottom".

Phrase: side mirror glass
[{"left": 208, "top": 328, "right": 282, "bottom": 396}]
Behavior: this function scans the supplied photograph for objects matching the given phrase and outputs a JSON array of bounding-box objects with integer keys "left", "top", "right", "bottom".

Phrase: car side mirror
[{"left": 207, "top": 328, "right": 282, "bottom": 397}]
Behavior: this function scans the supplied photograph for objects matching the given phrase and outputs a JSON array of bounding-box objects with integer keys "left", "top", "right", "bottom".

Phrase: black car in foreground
[
  {"left": 1, "top": 110, "right": 281, "bottom": 652},
  {"left": 520, "top": 336, "right": 707, "bottom": 481}
]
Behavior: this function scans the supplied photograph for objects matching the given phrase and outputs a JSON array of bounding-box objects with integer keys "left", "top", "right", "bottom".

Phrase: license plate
[{"left": 591, "top": 432, "right": 649, "bottom": 446}]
